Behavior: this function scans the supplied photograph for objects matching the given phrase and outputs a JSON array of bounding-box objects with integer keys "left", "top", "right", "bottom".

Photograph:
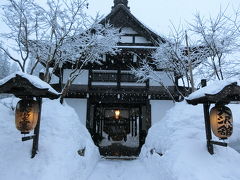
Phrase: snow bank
[
  {"left": 0, "top": 98, "right": 99, "bottom": 180},
  {"left": 140, "top": 101, "right": 240, "bottom": 180}
]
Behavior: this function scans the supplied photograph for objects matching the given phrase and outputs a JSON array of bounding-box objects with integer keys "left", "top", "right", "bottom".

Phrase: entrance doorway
[{"left": 87, "top": 103, "right": 151, "bottom": 157}]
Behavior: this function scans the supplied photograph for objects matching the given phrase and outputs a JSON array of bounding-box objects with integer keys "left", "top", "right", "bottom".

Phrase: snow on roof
[
  {"left": 187, "top": 78, "right": 240, "bottom": 100},
  {"left": 101, "top": 4, "right": 165, "bottom": 44},
  {"left": 131, "top": 12, "right": 166, "bottom": 40},
  {"left": 0, "top": 71, "right": 59, "bottom": 95},
  {"left": 116, "top": 45, "right": 158, "bottom": 49}
]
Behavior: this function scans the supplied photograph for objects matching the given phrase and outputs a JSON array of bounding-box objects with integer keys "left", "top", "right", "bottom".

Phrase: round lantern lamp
[
  {"left": 15, "top": 99, "right": 40, "bottom": 134},
  {"left": 210, "top": 104, "right": 233, "bottom": 139}
]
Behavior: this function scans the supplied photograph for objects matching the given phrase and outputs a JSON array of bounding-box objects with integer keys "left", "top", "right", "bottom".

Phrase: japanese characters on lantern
[
  {"left": 15, "top": 99, "right": 39, "bottom": 133},
  {"left": 210, "top": 105, "right": 233, "bottom": 139}
]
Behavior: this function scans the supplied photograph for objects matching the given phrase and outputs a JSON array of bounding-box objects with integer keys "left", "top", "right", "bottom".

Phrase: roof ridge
[{"left": 100, "top": 5, "right": 165, "bottom": 45}]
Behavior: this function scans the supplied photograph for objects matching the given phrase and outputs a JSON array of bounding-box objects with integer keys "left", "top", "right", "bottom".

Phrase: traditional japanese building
[{"left": 54, "top": 0, "right": 181, "bottom": 157}]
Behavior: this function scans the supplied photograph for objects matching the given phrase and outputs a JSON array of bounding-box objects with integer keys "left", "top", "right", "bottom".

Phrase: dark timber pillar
[
  {"left": 201, "top": 79, "right": 214, "bottom": 154},
  {"left": 31, "top": 72, "right": 44, "bottom": 158},
  {"left": 86, "top": 99, "right": 91, "bottom": 130},
  {"left": 117, "top": 69, "right": 121, "bottom": 89},
  {"left": 31, "top": 97, "right": 42, "bottom": 158},
  {"left": 88, "top": 69, "right": 92, "bottom": 89}
]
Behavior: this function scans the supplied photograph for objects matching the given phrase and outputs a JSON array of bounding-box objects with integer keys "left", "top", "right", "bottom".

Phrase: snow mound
[
  {"left": 0, "top": 98, "right": 99, "bottom": 180},
  {"left": 140, "top": 101, "right": 240, "bottom": 180}
]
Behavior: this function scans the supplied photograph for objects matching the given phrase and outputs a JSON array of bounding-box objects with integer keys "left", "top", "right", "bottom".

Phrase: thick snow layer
[
  {"left": 1, "top": 97, "right": 240, "bottom": 180},
  {"left": 0, "top": 98, "right": 99, "bottom": 180},
  {"left": 141, "top": 101, "right": 240, "bottom": 180},
  {"left": 0, "top": 72, "right": 59, "bottom": 95},
  {"left": 187, "top": 78, "right": 240, "bottom": 100},
  {"left": 88, "top": 159, "right": 158, "bottom": 180}
]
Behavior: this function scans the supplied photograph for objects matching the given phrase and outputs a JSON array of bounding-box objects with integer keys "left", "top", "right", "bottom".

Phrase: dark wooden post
[
  {"left": 86, "top": 99, "right": 91, "bottom": 130},
  {"left": 139, "top": 106, "right": 144, "bottom": 147},
  {"left": 201, "top": 79, "right": 214, "bottom": 154},
  {"left": 31, "top": 97, "right": 42, "bottom": 158},
  {"left": 31, "top": 72, "right": 44, "bottom": 158},
  {"left": 88, "top": 69, "right": 92, "bottom": 89},
  {"left": 117, "top": 69, "right": 121, "bottom": 89},
  {"left": 146, "top": 79, "right": 149, "bottom": 90},
  {"left": 58, "top": 67, "right": 63, "bottom": 91}
]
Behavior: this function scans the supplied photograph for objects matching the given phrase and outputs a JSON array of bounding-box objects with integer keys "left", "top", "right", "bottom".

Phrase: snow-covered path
[{"left": 87, "top": 159, "right": 158, "bottom": 180}]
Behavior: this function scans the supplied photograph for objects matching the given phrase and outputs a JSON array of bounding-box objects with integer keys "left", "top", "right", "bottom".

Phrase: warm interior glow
[
  {"left": 15, "top": 99, "right": 39, "bottom": 133},
  {"left": 115, "top": 110, "right": 120, "bottom": 119}
]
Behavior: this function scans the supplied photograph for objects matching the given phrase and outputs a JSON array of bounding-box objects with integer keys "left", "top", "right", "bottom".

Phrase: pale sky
[
  {"left": 86, "top": 0, "right": 240, "bottom": 35},
  {"left": 0, "top": 0, "right": 239, "bottom": 36}
]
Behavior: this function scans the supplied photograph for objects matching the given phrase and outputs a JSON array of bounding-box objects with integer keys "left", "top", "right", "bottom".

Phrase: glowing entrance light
[{"left": 115, "top": 109, "right": 120, "bottom": 119}]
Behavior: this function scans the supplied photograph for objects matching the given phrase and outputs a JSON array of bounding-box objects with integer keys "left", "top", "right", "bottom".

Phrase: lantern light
[
  {"left": 15, "top": 99, "right": 39, "bottom": 133},
  {"left": 115, "top": 110, "right": 120, "bottom": 119},
  {"left": 210, "top": 105, "right": 233, "bottom": 139}
]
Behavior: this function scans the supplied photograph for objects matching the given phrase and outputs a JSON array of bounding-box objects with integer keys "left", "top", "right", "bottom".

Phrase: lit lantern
[
  {"left": 115, "top": 110, "right": 120, "bottom": 119},
  {"left": 210, "top": 105, "right": 233, "bottom": 139},
  {"left": 15, "top": 99, "right": 39, "bottom": 133}
]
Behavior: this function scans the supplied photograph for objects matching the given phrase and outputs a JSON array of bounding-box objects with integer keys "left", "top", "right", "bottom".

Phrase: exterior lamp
[
  {"left": 115, "top": 109, "right": 120, "bottom": 119},
  {"left": 210, "top": 105, "right": 233, "bottom": 139},
  {"left": 15, "top": 99, "right": 39, "bottom": 134}
]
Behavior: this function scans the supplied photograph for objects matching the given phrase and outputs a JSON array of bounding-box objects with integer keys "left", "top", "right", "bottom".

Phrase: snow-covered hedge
[
  {"left": 140, "top": 101, "right": 240, "bottom": 180},
  {"left": 0, "top": 98, "right": 99, "bottom": 180}
]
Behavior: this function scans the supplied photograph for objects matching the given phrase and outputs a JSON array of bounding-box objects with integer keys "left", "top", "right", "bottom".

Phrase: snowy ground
[
  {"left": 88, "top": 159, "right": 158, "bottom": 180},
  {"left": 0, "top": 98, "right": 99, "bottom": 180},
  {"left": 141, "top": 101, "right": 240, "bottom": 180},
  {"left": 0, "top": 97, "right": 240, "bottom": 180}
]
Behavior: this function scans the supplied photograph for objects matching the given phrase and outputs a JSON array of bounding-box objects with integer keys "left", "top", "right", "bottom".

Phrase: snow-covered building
[{"left": 53, "top": 0, "right": 181, "bottom": 156}]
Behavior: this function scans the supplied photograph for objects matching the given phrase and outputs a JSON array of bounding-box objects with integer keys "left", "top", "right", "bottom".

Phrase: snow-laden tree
[
  {"left": 28, "top": 22, "right": 119, "bottom": 95},
  {"left": 0, "top": 50, "right": 11, "bottom": 99},
  {"left": 132, "top": 8, "right": 240, "bottom": 100},
  {"left": 10, "top": 62, "right": 20, "bottom": 74},
  {"left": 26, "top": 55, "right": 44, "bottom": 76},
  {"left": 0, "top": 0, "right": 120, "bottom": 100},
  {"left": 0, "top": 50, "right": 10, "bottom": 80},
  {"left": 131, "top": 28, "right": 206, "bottom": 100},
  {"left": 190, "top": 8, "right": 240, "bottom": 80},
  {"left": 0, "top": 0, "right": 37, "bottom": 73}
]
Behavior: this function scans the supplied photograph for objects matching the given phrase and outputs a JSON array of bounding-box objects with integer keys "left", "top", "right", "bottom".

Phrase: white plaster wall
[
  {"left": 92, "top": 82, "right": 117, "bottom": 86},
  {"left": 120, "top": 36, "right": 133, "bottom": 43},
  {"left": 135, "top": 36, "right": 151, "bottom": 43},
  {"left": 65, "top": 98, "right": 87, "bottom": 125},
  {"left": 63, "top": 69, "right": 88, "bottom": 85},
  {"left": 150, "top": 100, "right": 175, "bottom": 125},
  {"left": 121, "top": 82, "right": 145, "bottom": 86},
  {"left": 149, "top": 71, "right": 174, "bottom": 86},
  {"left": 93, "top": 70, "right": 117, "bottom": 73},
  {"left": 121, "top": 27, "right": 138, "bottom": 34}
]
